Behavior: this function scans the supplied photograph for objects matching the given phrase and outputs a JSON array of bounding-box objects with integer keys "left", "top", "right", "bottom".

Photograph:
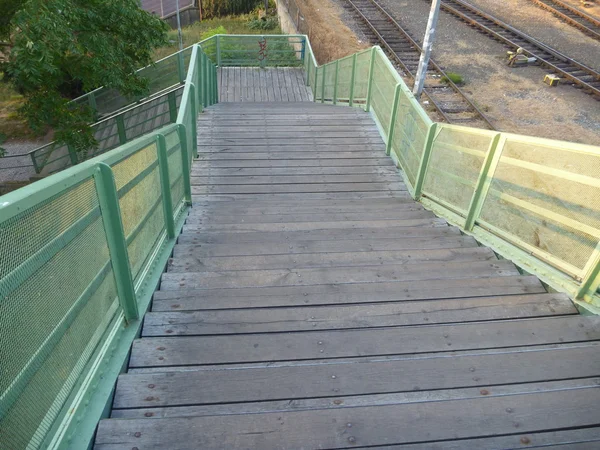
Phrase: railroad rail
[
  {"left": 345, "top": 0, "right": 495, "bottom": 130},
  {"left": 529, "top": 0, "right": 600, "bottom": 41},
  {"left": 436, "top": 0, "right": 600, "bottom": 98}
]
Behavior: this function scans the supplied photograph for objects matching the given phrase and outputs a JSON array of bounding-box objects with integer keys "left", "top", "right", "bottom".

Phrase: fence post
[
  {"left": 386, "top": 84, "right": 402, "bottom": 156},
  {"left": 190, "top": 83, "right": 199, "bottom": 157},
  {"left": 213, "top": 65, "right": 219, "bottom": 104},
  {"left": 413, "top": 122, "right": 438, "bottom": 199},
  {"left": 94, "top": 162, "right": 139, "bottom": 322},
  {"left": 216, "top": 35, "right": 221, "bottom": 66},
  {"left": 321, "top": 65, "right": 326, "bottom": 104},
  {"left": 197, "top": 48, "right": 204, "bottom": 113},
  {"left": 177, "top": 51, "right": 186, "bottom": 84},
  {"left": 313, "top": 66, "right": 319, "bottom": 102},
  {"left": 349, "top": 53, "right": 357, "bottom": 107},
  {"left": 365, "top": 47, "right": 377, "bottom": 112},
  {"left": 167, "top": 91, "right": 178, "bottom": 123},
  {"left": 116, "top": 115, "right": 127, "bottom": 145},
  {"left": 88, "top": 92, "right": 98, "bottom": 121},
  {"left": 333, "top": 60, "right": 339, "bottom": 105},
  {"left": 463, "top": 133, "right": 504, "bottom": 231},
  {"left": 177, "top": 124, "right": 193, "bottom": 206},
  {"left": 156, "top": 134, "right": 176, "bottom": 239}
]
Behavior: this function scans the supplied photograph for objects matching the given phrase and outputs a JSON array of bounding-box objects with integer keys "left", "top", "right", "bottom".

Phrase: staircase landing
[{"left": 94, "top": 102, "right": 600, "bottom": 449}]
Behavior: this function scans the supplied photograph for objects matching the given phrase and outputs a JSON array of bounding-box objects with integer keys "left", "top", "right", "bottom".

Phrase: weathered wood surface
[
  {"left": 218, "top": 68, "right": 313, "bottom": 102},
  {"left": 95, "top": 102, "right": 600, "bottom": 449}
]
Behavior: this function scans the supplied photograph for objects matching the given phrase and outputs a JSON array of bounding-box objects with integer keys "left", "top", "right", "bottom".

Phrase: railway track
[
  {"left": 529, "top": 0, "right": 600, "bottom": 41},
  {"left": 436, "top": 0, "right": 600, "bottom": 99},
  {"left": 345, "top": 0, "right": 496, "bottom": 130}
]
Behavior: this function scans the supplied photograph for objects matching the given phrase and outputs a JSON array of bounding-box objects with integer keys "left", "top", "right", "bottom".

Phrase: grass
[
  {"left": 441, "top": 71, "right": 465, "bottom": 85},
  {"left": 153, "top": 15, "right": 283, "bottom": 60}
]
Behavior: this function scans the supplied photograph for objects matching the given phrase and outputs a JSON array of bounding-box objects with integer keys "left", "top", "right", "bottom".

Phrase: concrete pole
[
  {"left": 175, "top": 0, "right": 184, "bottom": 51},
  {"left": 412, "top": 0, "right": 441, "bottom": 98}
]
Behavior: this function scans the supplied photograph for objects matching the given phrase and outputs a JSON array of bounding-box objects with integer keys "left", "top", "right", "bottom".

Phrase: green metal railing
[
  {"left": 0, "top": 43, "right": 217, "bottom": 450},
  {"left": 309, "top": 45, "right": 600, "bottom": 312}
]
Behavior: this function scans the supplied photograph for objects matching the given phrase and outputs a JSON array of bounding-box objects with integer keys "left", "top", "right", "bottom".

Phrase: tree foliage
[{"left": 2, "top": 0, "right": 169, "bottom": 151}]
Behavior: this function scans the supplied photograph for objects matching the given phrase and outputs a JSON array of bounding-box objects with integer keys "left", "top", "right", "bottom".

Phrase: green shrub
[
  {"left": 201, "top": 25, "right": 228, "bottom": 41},
  {"left": 247, "top": 17, "right": 278, "bottom": 30},
  {"left": 441, "top": 72, "right": 464, "bottom": 85}
]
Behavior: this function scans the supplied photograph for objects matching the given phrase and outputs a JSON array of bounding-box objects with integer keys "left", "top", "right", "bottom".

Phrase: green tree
[{"left": 1, "top": 0, "right": 169, "bottom": 152}]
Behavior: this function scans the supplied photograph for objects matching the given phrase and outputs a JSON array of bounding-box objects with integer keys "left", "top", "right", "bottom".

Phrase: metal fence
[
  {"left": 0, "top": 44, "right": 217, "bottom": 450},
  {"left": 309, "top": 45, "right": 600, "bottom": 310}
]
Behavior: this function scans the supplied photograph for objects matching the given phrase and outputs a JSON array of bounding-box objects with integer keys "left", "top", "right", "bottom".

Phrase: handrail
[{"left": 306, "top": 43, "right": 600, "bottom": 313}]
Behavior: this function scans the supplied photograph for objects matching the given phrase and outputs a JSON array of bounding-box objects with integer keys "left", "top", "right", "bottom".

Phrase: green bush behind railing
[{"left": 310, "top": 45, "right": 600, "bottom": 311}]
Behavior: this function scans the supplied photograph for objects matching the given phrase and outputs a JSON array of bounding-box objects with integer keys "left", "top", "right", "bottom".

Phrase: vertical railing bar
[
  {"left": 365, "top": 47, "right": 377, "bottom": 112},
  {"left": 577, "top": 243, "right": 600, "bottom": 301},
  {"left": 66, "top": 144, "right": 79, "bottom": 166},
  {"left": 313, "top": 65, "right": 319, "bottom": 102},
  {"left": 333, "top": 60, "right": 339, "bottom": 105},
  {"left": 167, "top": 91, "right": 178, "bottom": 123},
  {"left": 116, "top": 115, "right": 127, "bottom": 145},
  {"left": 177, "top": 123, "right": 193, "bottom": 206},
  {"left": 197, "top": 49, "right": 204, "bottom": 113},
  {"left": 321, "top": 65, "right": 326, "bottom": 104},
  {"left": 463, "top": 133, "right": 504, "bottom": 230},
  {"left": 94, "top": 162, "right": 138, "bottom": 322},
  {"left": 216, "top": 35, "right": 221, "bottom": 67},
  {"left": 156, "top": 134, "right": 176, "bottom": 239},
  {"left": 88, "top": 92, "right": 98, "bottom": 121},
  {"left": 413, "top": 122, "right": 438, "bottom": 199},
  {"left": 190, "top": 83, "right": 199, "bottom": 156},
  {"left": 177, "top": 51, "right": 186, "bottom": 84},
  {"left": 349, "top": 53, "right": 357, "bottom": 107},
  {"left": 386, "top": 84, "right": 401, "bottom": 156}
]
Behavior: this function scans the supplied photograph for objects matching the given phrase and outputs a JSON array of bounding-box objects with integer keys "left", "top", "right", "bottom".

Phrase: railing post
[
  {"left": 88, "top": 92, "right": 98, "bottom": 121},
  {"left": 177, "top": 123, "right": 193, "bottom": 206},
  {"left": 202, "top": 54, "right": 209, "bottom": 108},
  {"left": 190, "top": 83, "right": 199, "bottom": 157},
  {"left": 94, "top": 162, "right": 139, "bottom": 322},
  {"left": 313, "top": 66, "right": 319, "bottom": 102},
  {"left": 333, "top": 60, "right": 339, "bottom": 105},
  {"left": 66, "top": 144, "right": 79, "bottom": 166},
  {"left": 29, "top": 152, "right": 41, "bottom": 174},
  {"left": 177, "top": 51, "right": 186, "bottom": 84},
  {"left": 167, "top": 90, "right": 178, "bottom": 123},
  {"left": 577, "top": 244, "right": 600, "bottom": 301},
  {"left": 213, "top": 65, "right": 218, "bottom": 104},
  {"left": 156, "top": 134, "right": 176, "bottom": 239},
  {"left": 216, "top": 35, "right": 221, "bottom": 66},
  {"left": 365, "top": 47, "right": 377, "bottom": 112},
  {"left": 116, "top": 115, "right": 127, "bottom": 145},
  {"left": 197, "top": 48, "right": 204, "bottom": 113},
  {"left": 413, "top": 122, "right": 438, "bottom": 199},
  {"left": 463, "top": 133, "right": 504, "bottom": 231},
  {"left": 386, "top": 84, "right": 402, "bottom": 156},
  {"left": 349, "top": 53, "right": 357, "bottom": 107},
  {"left": 321, "top": 65, "right": 326, "bottom": 104}
]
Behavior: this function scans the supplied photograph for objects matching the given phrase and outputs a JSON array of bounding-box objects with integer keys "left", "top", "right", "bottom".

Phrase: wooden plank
[
  {"left": 185, "top": 210, "right": 431, "bottom": 224},
  {"left": 196, "top": 144, "right": 387, "bottom": 153},
  {"left": 189, "top": 174, "right": 401, "bottom": 185},
  {"left": 159, "top": 260, "right": 520, "bottom": 291},
  {"left": 198, "top": 124, "right": 380, "bottom": 132},
  {"left": 190, "top": 166, "right": 399, "bottom": 177},
  {"left": 110, "top": 375, "right": 600, "bottom": 418},
  {"left": 189, "top": 196, "right": 418, "bottom": 210},
  {"left": 116, "top": 342, "right": 593, "bottom": 408},
  {"left": 197, "top": 151, "right": 386, "bottom": 160},
  {"left": 128, "top": 315, "right": 600, "bottom": 367},
  {"left": 166, "top": 247, "right": 496, "bottom": 273},
  {"left": 142, "top": 293, "right": 574, "bottom": 336},
  {"left": 172, "top": 236, "right": 479, "bottom": 259},
  {"left": 188, "top": 192, "right": 411, "bottom": 201},
  {"left": 191, "top": 183, "right": 408, "bottom": 195},
  {"left": 176, "top": 225, "right": 463, "bottom": 245},
  {"left": 151, "top": 275, "right": 546, "bottom": 311}
]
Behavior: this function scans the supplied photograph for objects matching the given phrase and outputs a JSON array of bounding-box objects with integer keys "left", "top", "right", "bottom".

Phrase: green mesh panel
[
  {"left": 0, "top": 178, "right": 117, "bottom": 449},
  {"left": 335, "top": 57, "right": 354, "bottom": 104},
  {"left": 370, "top": 52, "right": 396, "bottom": 133},
  {"left": 422, "top": 125, "right": 494, "bottom": 215},
  {"left": 479, "top": 137, "right": 600, "bottom": 273},
  {"left": 390, "top": 89, "right": 430, "bottom": 188},
  {"left": 217, "top": 36, "right": 304, "bottom": 67},
  {"left": 322, "top": 64, "right": 336, "bottom": 102},
  {"left": 352, "top": 50, "right": 372, "bottom": 105}
]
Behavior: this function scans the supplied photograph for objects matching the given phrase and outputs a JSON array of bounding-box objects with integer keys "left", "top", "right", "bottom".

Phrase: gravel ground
[
  {"left": 0, "top": 138, "right": 45, "bottom": 183},
  {"left": 333, "top": 0, "right": 600, "bottom": 145},
  {"left": 467, "top": 0, "right": 600, "bottom": 73}
]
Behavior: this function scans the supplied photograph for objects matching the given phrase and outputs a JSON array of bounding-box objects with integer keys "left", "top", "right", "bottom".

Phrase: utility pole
[
  {"left": 412, "top": 0, "right": 441, "bottom": 98},
  {"left": 175, "top": 0, "right": 184, "bottom": 51}
]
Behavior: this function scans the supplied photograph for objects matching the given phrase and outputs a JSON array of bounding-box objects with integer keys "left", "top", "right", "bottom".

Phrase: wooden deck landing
[
  {"left": 95, "top": 102, "right": 600, "bottom": 449},
  {"left": 218, "top": 67, "right": 313, "bottom": 102}
]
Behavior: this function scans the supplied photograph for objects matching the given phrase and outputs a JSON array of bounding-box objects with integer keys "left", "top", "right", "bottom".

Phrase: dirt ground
[
  {"left": 291, "top": 0, "right": 368, "bottom": 63},
  {"left": 329, "top": 0, "right": 600, "bottom": 146}
]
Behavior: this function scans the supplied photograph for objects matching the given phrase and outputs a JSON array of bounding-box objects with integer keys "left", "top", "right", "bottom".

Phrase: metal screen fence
[
  {"left": 0, "top": 42, "right": 216, "bottom": 450},
  {"left": 309, "top": 45, "right": 600, "bottom": 308}
]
